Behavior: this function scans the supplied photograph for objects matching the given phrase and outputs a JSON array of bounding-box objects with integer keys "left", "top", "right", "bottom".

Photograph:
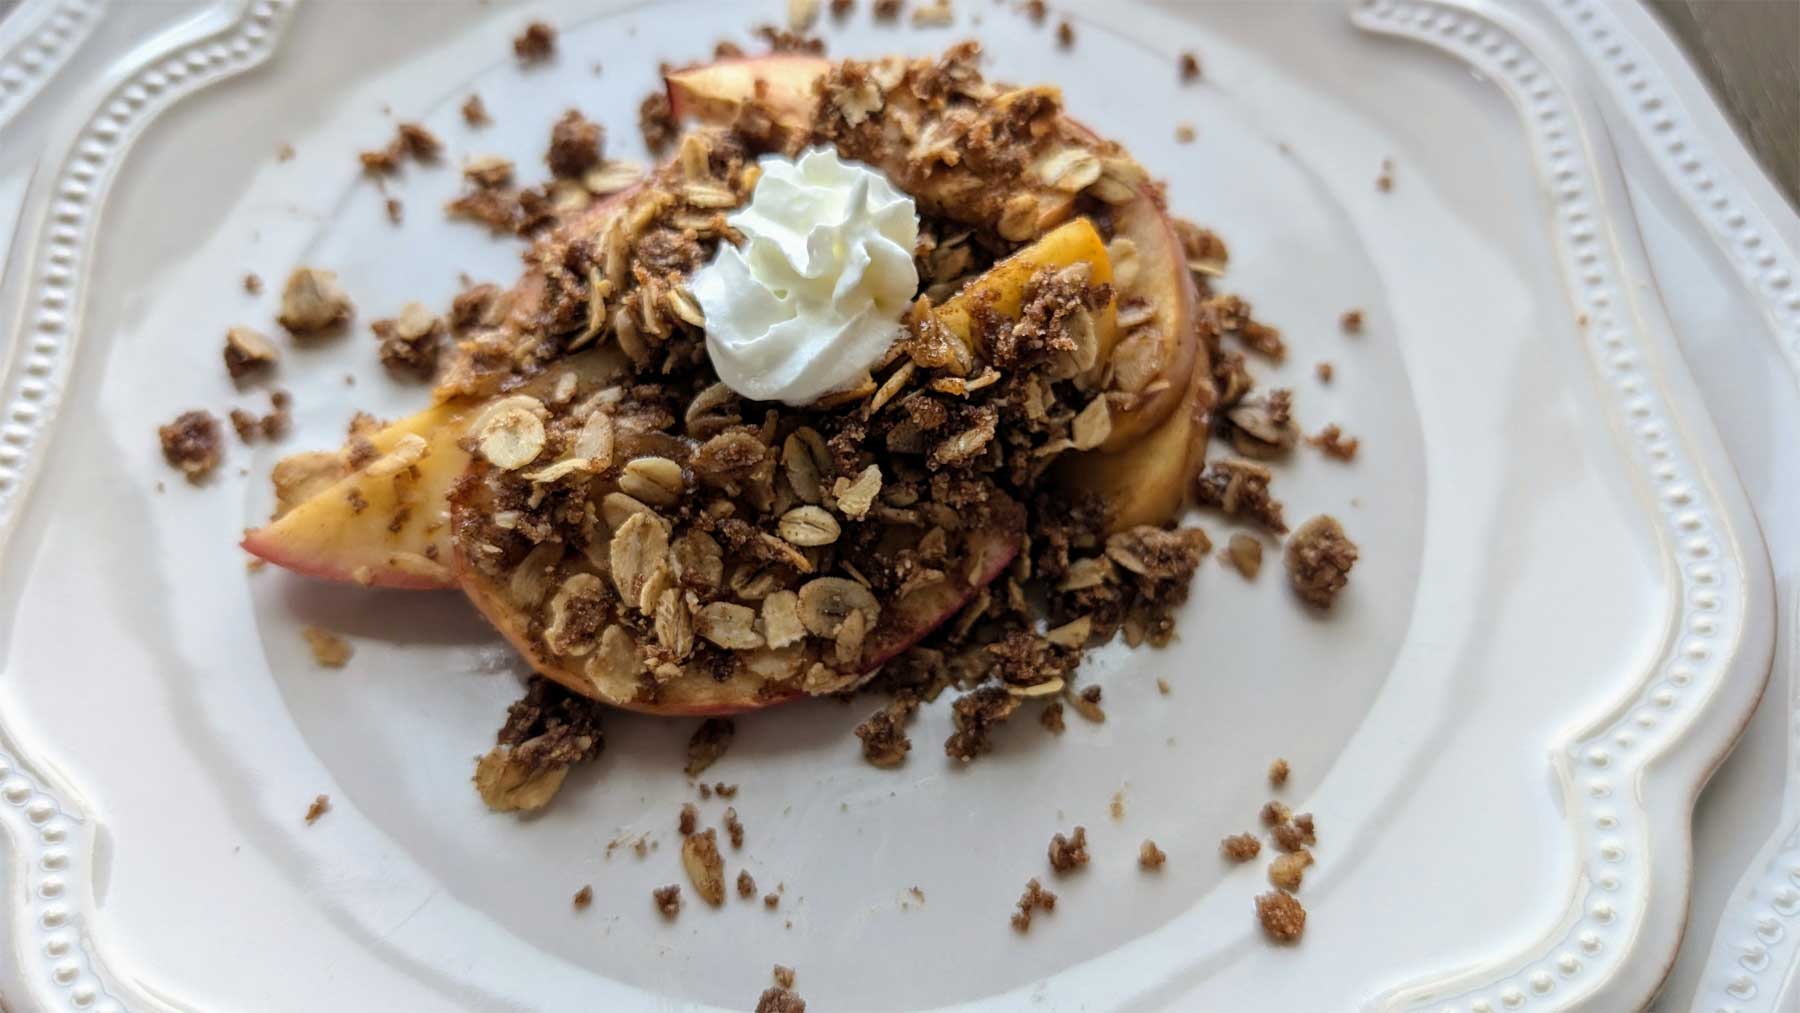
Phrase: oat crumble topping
[
  {"left": 1285, "top": 515, "right": 1358, "bottom": 607},
  {"left": 1138, "top": 839, "right": 1167, "bottom": 869},
  {"left": 653, "top": 883, "right": 682, "bottom": 918},
  {"left": 686, "top": 718, "right": 736, "bottom": 776},
  {"left": 242, "top": 272, "right": 263, "bottom": 294},
  {"left": 1315, "top": 361, "right": 1334, "bottom": 383},
  {"left": 1220, "top": 833, "right": 1260, "bottom": 862},
  {"left": 678, "top": 802, "right": 698, "bottom": 835},
  {"left": 572, "top": 884, "right": 594, "bottom": 909},
  {"left": 1256, "top": 890, "right": 1305, "bottom": 942},
  {"left": 462, "top": 93, "right": 491, "bottom": 126},
  {"left": 1339, "top": 309, "right": 1364, "bottom": 334},
  {"left": 514, "top": 21, "right": 556, "bottom": 63},
  {"left": 159, "top": 410, "right": 222, "bottom": 481},
  {"left": 1224, "top": 532, "right": 1263, "bottom": 579},
  {"left": 773, "top": 965, "right": 797, "bottom": 989},
  {"left": 1307, "top": 424, "right": 1359, "bottom": 462},
  {"left": 682, "top": 827, "right": 727, "bottom": 905},
  {"left": 1047, "top": 825, "right": 1089, "bottom": 872},
  {"left": 1268, "top": 850, "right": 1311, "bottom": 891},
  {"left": 1268, "top": 757, "right": 1289, "bottom": 786},
  {"left": 756, "top": 987, "right": 807, "bottom": 1013},
  {"left": 1179, "top": 52, "right": 1201, "bottom": 82},
  {"left": 1010, "top": 876, "right": 1057, "bottom": 931}
]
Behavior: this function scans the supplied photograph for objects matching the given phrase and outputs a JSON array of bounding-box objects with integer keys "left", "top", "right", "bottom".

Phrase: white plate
[{"left": 0, "top": 0, "right": 1779, "bottom": 1009}]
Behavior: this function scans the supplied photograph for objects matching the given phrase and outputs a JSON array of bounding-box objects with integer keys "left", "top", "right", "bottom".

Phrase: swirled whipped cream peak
[{"left": 691, "top": 147, "right": 920, "bottom": 405}]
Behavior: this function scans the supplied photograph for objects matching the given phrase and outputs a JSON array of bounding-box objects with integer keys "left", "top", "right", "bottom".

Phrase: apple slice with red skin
[
  {"left": 451, "top": 462, "right": 1023, "bottom": 715},
  {"left": 242, "top": 348, "right": 630, "bottom": 589},
  {"left": 665, "top": 56, "right": 827, "bottom": 135}
]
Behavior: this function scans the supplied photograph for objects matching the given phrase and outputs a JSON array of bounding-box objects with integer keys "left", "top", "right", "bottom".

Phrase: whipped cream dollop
[{"left": 691, "top": 147, "right": 920, "bottom": 405}]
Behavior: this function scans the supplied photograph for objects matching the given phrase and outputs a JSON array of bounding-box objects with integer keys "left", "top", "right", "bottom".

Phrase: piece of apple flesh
[
  {"left": 664, "top": 55, "right": 826, "bottom": 135},
  {"left": 242, "top": 348, "right": 630, "bottom": 589},
  {"left": 451, "top": 470, "right": 1023, "bottom": 715},
  {"left": 936, "top": 217, "right": 1118, "bottom": 375}
]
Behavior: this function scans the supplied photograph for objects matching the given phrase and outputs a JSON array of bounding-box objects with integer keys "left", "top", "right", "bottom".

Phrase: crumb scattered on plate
[
  {"left": 1221, "top": 833, "right": 1261, "bottom": 862},
  {"left": 304, "top": 794, "right": 330, "bottom": 824},
  {"left": 1138, "top": 840, "right": 1167, "bottom": 869},
  {"left": 1048, "top": 826, "right": 1089, "bottom": 872},
  {"left": 1256, "top": 890, "right": 1305, "bottom": 942},
  {"left": 302, "top": 626, "right": 353, "bottom": 668}
]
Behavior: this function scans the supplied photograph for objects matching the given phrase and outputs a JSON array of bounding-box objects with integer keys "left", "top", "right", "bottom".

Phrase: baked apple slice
[
  {"left": 936, "top": 217, "right": 1118, "bottom": 375},
  {"left": 449, "top": 443, "right": 1023, "bottom": 715},
  {"left": 242, "top": 348, "right": 629, "bottom": 588},
  {"left": 1094, "top": 188, "right": 1203, "bottom": 453},
  {"left": 665, "top": 55, "right": 827, "bottom": 136}
]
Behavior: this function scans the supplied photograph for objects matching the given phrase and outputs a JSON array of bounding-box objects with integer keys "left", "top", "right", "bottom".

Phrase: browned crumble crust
[
  {"left": 160, "top": 411, "right": 222, "bottom": 481},
  {"left": 682, "top": 828, "right": 727, "bottom": 905},
  {"left": 856, "top": 695, "right": 918, "bottom": 767},
  {"left": 1339, "top": 309, "right": 1364, "bottom": 334},
  {"left": 773, "top": 965, "right": 796, "bottom": 989},
  {"left": 1256, "top": 890, "right": 1305, "bottom": 942},
  {"left": 514, "top": 21, "right": 556, "bottom": 62},
  {"left": 1220, "top": 833, "right": 1260, "bottom": 862},
  {"left": 1272, "top": 823, "right": 1310, "bottom": 853},
  {"left": 737, "top": 869, "right": 758, "bottom": 898},
  {"left": 686, "top": 718, "right": 736, "bottom": 776},
  {"left": 573, "top": 884, "right": 593, "bottom": 909},
  {"left": 278, "top": 267, "right": 352, "bottom": 334},
  {"left": 1011, "top": 877, "right": 1057, "bottom": 931},
  {"left": 1179, "top": 51, "right": 1201, "bottom": 82},
  {"left": 360, "top": 142, "right": 401, "bottom": 174},
  {"left": 464, "top": 155, "right": 514, "bottom": 189},
  {"left": 304, "top": 794, "right": 330, "bottom": 824},
  {"left": 1047, "top": 826, "right": 1089, "bottom": 872},
  {"left": 462, "top": 94, "right": 491, "bottom": 126},
  {"left": 946, "top": 687, "right": 1020, "bottom": 760},
  {"left": 1268, "top": 850, "right": 1311, "bottom": 890},
  {"left": 724, "top": 806, "right": 745, "bottom": 848},
  {"left": 756, "top": 987, "right": 807, "bottom": 1013},
  {"left": 372, "top": 303, "right": 445, "bottom": 377},
  {"left": 1285, "top": 515, "right": 1357, "bottom": 607},
  {"left": 1224, "top": 388, "right": 1299, "bottom": 460},
  {"left": 1261, "top": 800, "right": 1291, "bottom": 826},
  {"left": 753, "top": 24, "right": 827, "bottom": 54},
  {"left": 242, "top": 272, "right": 263, "bottom": 294},
  {"left": 1307, "top": 424, "right": 1359, "bottom": 462},
  {"left": 1268, "top": 757, "right": 1289, "bottom": 786},
  {"left": 548, "top": 109, "right": 604, "bottom": 178},
  {"left": 474, "top": 677, "right": 605, "bottom": 812},
  {"left": 678, "top": 802, "right": 698, "bottom": 836},
  {"left": 1194, "top": 458, "right": 1286, "bottom": 533},
  {"left": 224, "top": 325, "right": 279, "bottom": 378},
  {"left": 1138, "top": 839, "right": 1167, "bottom": 869},
  {"left": 638, "top": 91, "right": 677, "bottom": 154},
  {"left": 653, "top": 884, "right": 681, "bottom": 918}
]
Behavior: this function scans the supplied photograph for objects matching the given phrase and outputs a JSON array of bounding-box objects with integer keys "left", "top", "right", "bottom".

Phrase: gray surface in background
[{"left": 1650, "top": 0, "right": 1799, "bottom": 209}]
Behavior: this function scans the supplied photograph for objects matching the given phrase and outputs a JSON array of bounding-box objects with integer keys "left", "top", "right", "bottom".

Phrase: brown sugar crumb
[
  {"left": 678, "top": 802, "right": 698, "bottom": 836},
  {"left": 302, "top": 626, "right": 353, "bottom": 668},
  {"left": 513, "top": 21, "right": 556, "bottom": 62},
  {"left": 723, "top": 807, "right": 745, "bottom": 849},
  {"left": 1308, "top": 424, "right": 1360, "bottom": 462},
  {"left": 277, "top": 267, "right": 352, "bottom": 334},
  {"left": 1286, "top": 515, "right": 1359, "bottom": 607},
  {"left": 681, "top": 828, "right": 726, "bottom": 906},
  {"left": 159, "top": 410, "right": 221, "bottom": 481},
  {"left": 945, "top": 686, "right": 1020, "bottom": 761},
  {"left": 855, "top": 696, "right": 918, "bottom": 768},
  {"left": 242, "top": 272, "right": 263, "bottom": 294},
  {"left": 1339, "top": 309, "right": 1364, "bottom": 334},
  {"left": 1039, "top": 701, "right": 1065, "bottom": 733},
  {"left": 653, "top": 884, "right": 681, "bottom": 919},
  {"left": 1376, "top": 158, "right": 1394, "bottom": 192},
  {"left": 1268, "top": 850, "right": 1313, "bottom": 891},
  {"left": 686, "top": 717, "right": 735, "bottom": 776},
  {"left": 372, "top": 302, "right": 444, "bottom": 378},
  {"left": 1139, "top": 840, "right": 1168, "bottom": 869},
  {"left": 547, "top": 109, "right": 603, "bottom": 178},
  {"left": 1224, "top": 533, "right": 1264, "bottom": 579},
  {"left": 1024, "top": 0, "right": 1046, "bottom": 22},
  {"left": 1047, "top": 826, "right": 1089, "bottom": 873},
  {"left": 1272, "top": 823, "right": 1310, "bottom": 853},
  {"left": 223, "top": 325, "right": 278, "bottom": 379},
  {"left": 737, "top": 870, "right": 758, "bottom": 899},
  {"left": 396, "top": 122, "right": 441, "bottom": 160},
  {"left": 1268, "top": 758, "right": 1290, "bottom": 787},
  {"left": 1175, "top": 123, "right": 1196, "bottom": 144},
  {"left": 461, "top": 93, "right": 490, "bottom": 126},
  {"left": 1220, "top": 833, "right": 1261, "bottom": 862},
  {"left": 304, "top": 794, "right": 329, "bottom": 823},
  {"left": 638, "top": 91, "right": 676, "bottom": 155},
  {"left": 572, "top": 884, "right": 593, "bottom": 910},
  {"left": 1261, "top": 800, "right": 1291, "bottom": 826},
  {"left": 1256, "top": 890, "right": 1306, "bottom": 942},
  {"left": 756, "top": 987, "right": 807, "bottom": 1013},
  {"left": 773, "top": 965, "right": 796, "bottom": 989},
  {"left": 764, "top": 892, "right": 781, "bottom": 909},
  {"left": 1179, "top": 51, "right": 1201, "bottom": 81},
  {"left": 1315, "top": 361, "right": 1334, "bottom": 384},
  {"left": 1055, "top": 20, "right": 1074, "bottom": 46},
  {"left": 873, "top": 0, "right": 903, "bottom": 19},
  {"left": 1011, "top": 877, "right": 1057, "bottom": 932}
]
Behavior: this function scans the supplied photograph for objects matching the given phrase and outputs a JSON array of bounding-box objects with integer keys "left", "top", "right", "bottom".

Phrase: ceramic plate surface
[{"left": 0, "top": 1, "right": 1780, "bottom": 1010}]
